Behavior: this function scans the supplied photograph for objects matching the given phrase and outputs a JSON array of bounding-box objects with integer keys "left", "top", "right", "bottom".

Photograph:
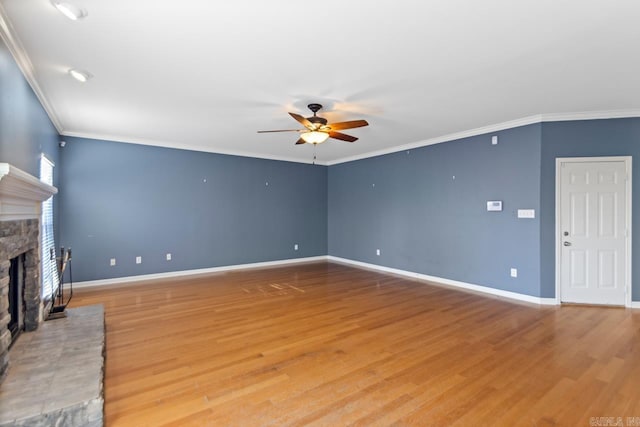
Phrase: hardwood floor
[{"left": 70, "top": 262, "right": 640, "bottom": 426}]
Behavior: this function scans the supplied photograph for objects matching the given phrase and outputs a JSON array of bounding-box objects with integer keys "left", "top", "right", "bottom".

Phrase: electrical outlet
[
  {"left": 510, "top": 268, "right": 518, "bottom": 278},
  {"left": 294, "top": 244, "right": 298, "bottom": 251},
  {"left": 166, "top": 253, "right": 172, "bottom": 261},
  {"left": 136, "top": 256, "right": 142, "bottom": 264},
  {"left": 376, "top": 249, "right": 381, "bottom": 256},
  {"left": 110, "top": 258, "right": 116, "bottom": 266}
]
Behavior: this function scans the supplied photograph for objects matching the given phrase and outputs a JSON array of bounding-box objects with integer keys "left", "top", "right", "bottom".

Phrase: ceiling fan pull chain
[{"left": 313, "top": 144, "right": 317, "bottom": 165}]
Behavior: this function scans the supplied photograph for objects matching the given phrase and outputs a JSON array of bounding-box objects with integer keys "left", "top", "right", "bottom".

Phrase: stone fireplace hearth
[{"left": 0, "top": 163, "right": 57, "bottom": 383}]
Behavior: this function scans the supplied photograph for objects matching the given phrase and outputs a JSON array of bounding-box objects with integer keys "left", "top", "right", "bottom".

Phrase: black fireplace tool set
[{"left": 47, "top": 247, "right": 73, "bottom": 320}]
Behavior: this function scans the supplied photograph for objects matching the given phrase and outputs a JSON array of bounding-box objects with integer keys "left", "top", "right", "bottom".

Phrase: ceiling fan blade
[
  {"left": 257, "top": 129, "right": 302, "bottom": 133},
  {"left": 327, "top": 119, "right": 369, "bottom": 131},
  {"left": 289, "top": 112, "right": 314, "bottom": 129},
  {"left": 329, "top": 131, "right": 358, "bottom": 142},
  {"left": 295, "top": 138, "right": 306, "bottom": 145}
]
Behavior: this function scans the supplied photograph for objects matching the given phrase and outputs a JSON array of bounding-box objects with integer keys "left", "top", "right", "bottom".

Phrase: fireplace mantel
[{"left": 0, "top": 163, "right": 57, "bottom": 221}]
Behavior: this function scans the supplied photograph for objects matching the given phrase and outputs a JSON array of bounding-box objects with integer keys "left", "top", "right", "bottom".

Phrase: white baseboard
[
  {"left": 70, "top": 254, "right": 633, "bottom": 308},
  {"left": 71, "top": 256, "right": 327, "bottom": 288},
  {"left": 327, "top": 256, "right": 558, "bottom": 306}
]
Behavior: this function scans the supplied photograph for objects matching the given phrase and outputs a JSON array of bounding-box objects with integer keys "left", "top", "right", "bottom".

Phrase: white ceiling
[{"left": 1, "top": 0, "right": 640, "bottom": 165}]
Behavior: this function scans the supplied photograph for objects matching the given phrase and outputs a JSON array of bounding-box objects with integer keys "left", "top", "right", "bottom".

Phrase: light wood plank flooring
[{"left": 70, "top": 262, "right": 640, "bottom": 426}]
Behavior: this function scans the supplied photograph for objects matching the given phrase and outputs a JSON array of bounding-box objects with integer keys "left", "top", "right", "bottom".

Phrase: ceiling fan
[{"left": 258, "top": 103, "right": 369, "bottom": 145}]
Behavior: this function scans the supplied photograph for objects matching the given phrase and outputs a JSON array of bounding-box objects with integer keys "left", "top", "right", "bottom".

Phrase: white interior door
[{"left": 559, "top": 159, "right": 630, "bottom": 306}]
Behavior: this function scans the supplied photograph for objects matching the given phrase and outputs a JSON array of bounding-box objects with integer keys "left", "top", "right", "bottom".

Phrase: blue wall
[
  {"left": 329, "top": 118, "right": 640, "bottom": 301},
  {"left": 0, "top": 38, "right": 59, "bottom": 178},
  {"left": 58, "top": 137, "right": 327, "bottom": 281},
  {"left": 541, "top": 118, "right": 640, "bottom": 300},
  {"left": 4, "top": 32, "right": 639, "bottom": 300},
  {"left": 1, "top": 36, "right": 60, "bottom": 243},
  {"left": 329, "top": 124, "right": 543, "bottom": 297}
]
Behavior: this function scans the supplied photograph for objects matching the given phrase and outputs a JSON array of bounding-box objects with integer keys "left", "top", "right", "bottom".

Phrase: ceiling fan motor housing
[
  {"left": 307, "top": 104, "right": 327, "bottom": 127},
  {"left": 308, "top": 116, "right": 328, "bottom": 125}
]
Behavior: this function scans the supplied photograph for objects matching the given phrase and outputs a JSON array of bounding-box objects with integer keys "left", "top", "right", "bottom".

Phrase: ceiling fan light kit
[
  {"left": 258, "top": 103, "right": 369, "bottom": 146},
  {"left": 300, "top": 131, "right": 330, "bottom": 144}
]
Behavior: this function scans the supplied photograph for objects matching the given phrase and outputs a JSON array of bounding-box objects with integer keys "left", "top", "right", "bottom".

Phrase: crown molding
[
  {"left": 60, "top": 130, "right": 330, "bottom": 166},
  {"left": 326, "top": 110, "right": 640, "bottom": 165},
  {"left": 2, "top": 3, "right": 638, "bottom": 167},
  {"left": 326, "top": 115, "right": 544, "bottom": 166},
  {"left": 0, "top": 4, "right": 64, "bottom": 134},
  {"left": 539, "top": 109, "right": 640, "bottom": 122},
  {"left": 62, "top": 109, "right": 640, "bottom": 167}
]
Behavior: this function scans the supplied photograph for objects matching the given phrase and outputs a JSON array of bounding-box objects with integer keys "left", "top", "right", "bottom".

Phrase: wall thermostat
[{"left": 487, "top": 201, "right": 503, "bottom": 211}]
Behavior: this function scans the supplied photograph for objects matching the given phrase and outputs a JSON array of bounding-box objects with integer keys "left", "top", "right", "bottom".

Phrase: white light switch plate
[{"left": 517, "top": 209, "right": 535, "bottom": 219}]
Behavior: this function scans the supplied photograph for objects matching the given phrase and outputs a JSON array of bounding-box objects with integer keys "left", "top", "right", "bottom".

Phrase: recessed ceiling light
[
  {"left": 51, "top": 1, "right": 87, "bottom": 20},
  {"left": 69, "top": 69, "right": 92, "bottom": 82}
]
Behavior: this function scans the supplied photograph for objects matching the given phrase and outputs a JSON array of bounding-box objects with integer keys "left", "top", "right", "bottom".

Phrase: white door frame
[{"left": 555, "top": 156, "right": 632, "bottom": 307}]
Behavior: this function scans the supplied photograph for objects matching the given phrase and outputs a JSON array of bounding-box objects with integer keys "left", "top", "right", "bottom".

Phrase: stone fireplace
[
  {"left": 0, "top": 163, "right": 104, "bottom": 426},
  {"left": 0, "top": 163, "right": 57, "bottom": 383}
]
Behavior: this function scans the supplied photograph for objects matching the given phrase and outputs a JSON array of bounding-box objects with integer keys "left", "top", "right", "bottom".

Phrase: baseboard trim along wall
[
  {"left": 71, "top": 256, "right": 328, "bottom": 288},
  {"left": 327, "top": 256, "right": 558, "bottom": 306},
  {"left": 70, "top": 254, "right": 638, "bottom": 308},
  {"left": 70, "top": 254, "right": 557, "bottom": 305}
]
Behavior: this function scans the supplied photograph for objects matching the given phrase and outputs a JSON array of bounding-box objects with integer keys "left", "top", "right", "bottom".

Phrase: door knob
[{"left": 563, "top": 241, "right": 572, "bottom": 246}]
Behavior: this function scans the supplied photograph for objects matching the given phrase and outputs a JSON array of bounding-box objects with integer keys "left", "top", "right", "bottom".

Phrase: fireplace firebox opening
[{"left": 8, "top": 254, "right": 25, "bottom": 345}]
